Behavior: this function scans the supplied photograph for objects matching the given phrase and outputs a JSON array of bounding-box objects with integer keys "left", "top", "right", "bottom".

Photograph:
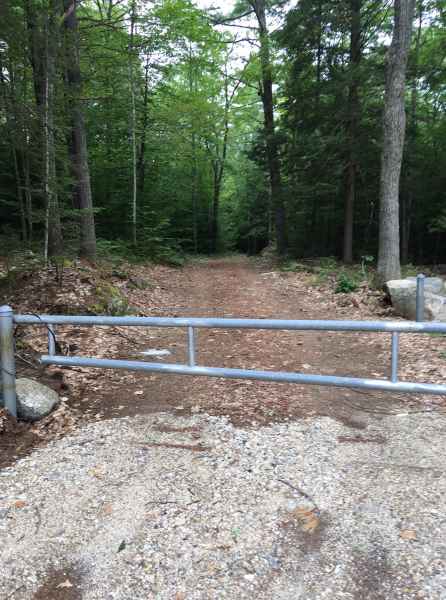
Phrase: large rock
[
  {"left": 387, "top": 277, "right": 446, "bottom": 321},
  {"left": 16, "top": 378, "right": 59, "bottom": 422}
]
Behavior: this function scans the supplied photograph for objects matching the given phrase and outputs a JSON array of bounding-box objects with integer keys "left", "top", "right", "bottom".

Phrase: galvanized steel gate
[{"left": 1, "top": 274, "right": 446, "bottom": 418}]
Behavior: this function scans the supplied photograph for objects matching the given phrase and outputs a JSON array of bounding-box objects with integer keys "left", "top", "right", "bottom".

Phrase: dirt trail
[{"left": 90, "top": 256, "right": 406, "bottom": 428}]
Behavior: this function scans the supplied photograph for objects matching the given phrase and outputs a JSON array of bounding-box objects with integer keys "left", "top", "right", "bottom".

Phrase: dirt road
[{"left": 87, "top": 256, "right": 411, "bottom": 428}]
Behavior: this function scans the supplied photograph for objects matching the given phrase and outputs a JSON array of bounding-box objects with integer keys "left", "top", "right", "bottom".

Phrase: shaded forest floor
[{"left": 1, "top": 255, "right": 446, "bottom": 467}]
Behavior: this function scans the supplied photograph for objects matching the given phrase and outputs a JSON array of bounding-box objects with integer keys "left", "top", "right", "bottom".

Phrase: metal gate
[{"left": 1, "top": 274, "right": 445, "bottom": 418}]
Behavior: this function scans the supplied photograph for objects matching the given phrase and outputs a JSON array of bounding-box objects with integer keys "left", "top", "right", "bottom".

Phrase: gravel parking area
[{"left": 1, "top": 409, "right": 445, "bottom": 599}]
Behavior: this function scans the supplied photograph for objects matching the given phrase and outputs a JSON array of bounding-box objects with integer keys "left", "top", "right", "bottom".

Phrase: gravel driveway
[{"left": 1, "top": 408, "right": 445, "bottom": 599}]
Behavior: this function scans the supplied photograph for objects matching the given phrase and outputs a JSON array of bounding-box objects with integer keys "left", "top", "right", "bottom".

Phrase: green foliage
[
  {"left": 335, "top": 272, "right": 359, "bottom": 294},
  {"left": 1, "top": 0, "right": 446, "bottom": 269},
  {"left": 155, "top": 248, "right": 186, "bottom": 267},
  {"left": 96, "top": 239, "right": 128, "bottom": 257},
  {"left": 360, "top": 255, "right": 374, "bottom": 279},
  {"left": 0, "top": 235, "right": 46, "bottom": 289},
  {"left": 310, "top": 257, "right": 339, "bottom": 285},
  {"left": 95, "top": 234, "right": 185, "bottom": 267},
  {"left": 319, "top": 257, "right": 338, "bottom": 271},
  {"left": 279, "top": 260, "right": 308, "bottom": 273}
]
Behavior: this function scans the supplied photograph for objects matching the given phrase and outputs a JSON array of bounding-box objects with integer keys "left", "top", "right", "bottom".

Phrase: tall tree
[
  {"left": 215, "top": 0, "right": 288, "bottom": 254},
  {"left": 401, "top": 0, "right": 423, "bottom": 264},
  {"left": 248, "top": 0, "right": 287, "bottom": 255},
  {"left": 128, "top": 0, "right": 138, "bottom": 246},
  {"left": 63, "top": 0, "right": 97, "bottom": 259},
  {"left": 26, "top": 0, "right": 64, "bottom": 258},
  {"left": 206, "top": 52, "right": 242, "bottom": 254},
  {"left": 377, "top": 0, "right": 416, "bottom": 284},
  {"left": 343, "top": 0, "right": 362, "bottom": 264}
]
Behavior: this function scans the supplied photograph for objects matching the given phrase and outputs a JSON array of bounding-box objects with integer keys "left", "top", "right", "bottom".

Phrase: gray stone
[
  {"left": 16, "top": 378, "right": 59, "bottom": 422},
  {"left": 406, "top": 276, "right": 445, "bottom": 294},
  {"left": 386, "top": 277, "right": 446, "bottom": 321}
]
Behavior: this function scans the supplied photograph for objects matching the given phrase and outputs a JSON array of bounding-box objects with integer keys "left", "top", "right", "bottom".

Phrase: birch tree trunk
[
  {"left": 377, "top": 0, "right": 415, "bottom": 285},
  {"left": 63, "top": 0, "right": 96, "bottom": 259}
]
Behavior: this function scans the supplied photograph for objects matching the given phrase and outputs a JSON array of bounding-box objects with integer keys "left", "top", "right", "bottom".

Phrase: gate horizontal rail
[
  {"left": 13, "top": 314, "right": 446, "bottom": 333},
  {"left": 38, "top": 355, "right": 446, "bottom": 396},
  {"left": 1, "top": 282, "right": 446, "bottom": 419}
]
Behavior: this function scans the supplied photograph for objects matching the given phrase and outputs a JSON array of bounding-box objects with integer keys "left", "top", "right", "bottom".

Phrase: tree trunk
[
  {"left": 45, "top": 8, "right": 64, "bottom": 258},
  {"left": 209, "top": 164, "right": 220, "bottom": 254},
  {"left": 401, "top": 188, "right": 412, "bottom": 264},
  {"left": 128, "top": 0, "right": 137, "bottom": 246},
  {"left": 377, "top": 0, "right": 415, "bottom": 285},
  {"left": 401, "top": 0, "right": 423, "bottom": 265},
  {"left": 188, "top": 44, "right": 199, "bottom": 253},
  {"left": 63, "top": 0, "right": 96, "bottom": 259},
  {"left": 23, "top": 149, "right": 33, "bottom": 242},
  {"left": 26, "top": 0, "right": 63, "bottom": 258},
  {"left": 250, "top": 0, "right": 287, "bottom": 256},
  {"left": 208, "top": 68, "right": 233, "bottom": 255},
  {"left": 191, "top": 133, "right": 199, "bottom": 253},
  {"left": 343, "top": 0, "right": 362, "bottom": 264},
  {"left": 137, "top": 58, "right": 150, "bottom": 200}
]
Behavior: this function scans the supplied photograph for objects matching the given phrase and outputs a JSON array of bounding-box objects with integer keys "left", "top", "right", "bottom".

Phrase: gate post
[
  {"left": 0, "top": 306, "right": 17, "bottom": 418},
  {"left": 416, "top": 274, "right": 425, "bottom": 322}
]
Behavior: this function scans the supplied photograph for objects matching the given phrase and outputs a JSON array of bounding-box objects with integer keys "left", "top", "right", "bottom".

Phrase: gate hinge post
[{"left": 0, "top": 305, "right": 17, "bottom": 418}]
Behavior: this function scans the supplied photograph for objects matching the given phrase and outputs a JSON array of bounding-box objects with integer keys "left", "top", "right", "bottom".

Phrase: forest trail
[{"left": 92, "top": 255, "right": 407, "bottom": 429}]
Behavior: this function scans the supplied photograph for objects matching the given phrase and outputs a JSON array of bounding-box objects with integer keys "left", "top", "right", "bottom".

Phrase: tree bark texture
[
  {"left": 377, "top": 0, "right": 415, "bottom": 285},
  {"left": 137, "top": 58, "right": 150, "bottom": 201},
  {"left": 64, "top": 0, "right": 97, "bottom": 259}
]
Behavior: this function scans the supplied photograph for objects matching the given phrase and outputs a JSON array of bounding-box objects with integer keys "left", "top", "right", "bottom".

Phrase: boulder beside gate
[
  {"left": 386, "top": 277, "right": 446, "bottom": 321},
  {"left": 15, "top": 378, "right": 60, "bottom": 422}
]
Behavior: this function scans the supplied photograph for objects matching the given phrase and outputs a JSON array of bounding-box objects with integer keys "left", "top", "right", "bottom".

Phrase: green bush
[
  {"left": 312, "top": 256, "right": 339, "bottom": 284},
  {"left": 95, "top": 233, "right": 185, "bottom": 268},
  {"left": 335, "top": 272, "right": 359, "bottom": 294},
  {"left": 319, "top": 256, "right": 338, "bottom": 270}
]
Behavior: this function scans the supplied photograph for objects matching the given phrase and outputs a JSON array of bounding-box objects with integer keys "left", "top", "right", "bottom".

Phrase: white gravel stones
[{"left": 1, "top": 410, "right": 446, "bottom": 599}]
